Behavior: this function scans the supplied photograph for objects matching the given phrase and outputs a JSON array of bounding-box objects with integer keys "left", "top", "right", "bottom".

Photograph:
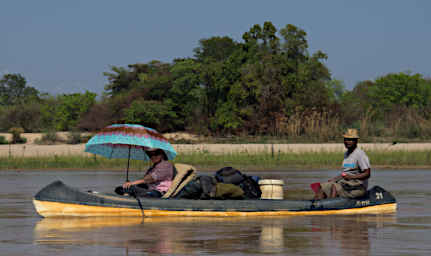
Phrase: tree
[
  {"left": 369, "top": 72, "right": 431, "bottom": 111},
  {"left": 0, "top": 73, "right": 39, "bottom": 106},
  {"left": 169, "top": 58, "right": 203, "bottom": 130},
  {"left": 97, "top": 22, "right": 333, "bottom": 137},
  {"left": 325, "top": 79, "right": 347, "bottom": 104},
  {"left": 123, "top": 99, "right": 177, "bottom": 132},
  {"left": 103, "top": 62, "right": 170, "bottom": 97},
  {"left": 50, "top": 91, "right": 97, "bottom": 131},
  {"left": 194, "top": 36, "right": 239, "bottom": 62},
  {"left": 0, "top": 103, "right": 44, "bottom": 132},
  {"left": 280, "top": 24, "right": 308, "bottom": 73}
]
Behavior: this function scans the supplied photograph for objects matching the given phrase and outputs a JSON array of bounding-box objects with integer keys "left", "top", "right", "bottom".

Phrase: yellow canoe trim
[
  {"left": 33, "top": 199, "right": 143, "bottom": 217},
  {"left": 33, "top": 199, "right": 397, "bottom": 218}
]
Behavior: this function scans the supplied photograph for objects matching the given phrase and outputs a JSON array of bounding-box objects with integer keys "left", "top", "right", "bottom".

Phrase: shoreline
[
  {"left": 1, "top": 145, "right": 431, "bottom": 171},
  {"left": 2, "top": 165, "right": 430, "bottom": 172},
  {"left": 1, "top": 133, "right": 431, "bottom": 170},
  {"left": 1, "top": 142, "right": 431, "bottom": 158}
]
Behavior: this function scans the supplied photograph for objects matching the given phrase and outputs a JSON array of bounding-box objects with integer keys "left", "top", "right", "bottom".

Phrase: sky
[{"left": 1, "top": 0, "right": 430, "bottom": 95}]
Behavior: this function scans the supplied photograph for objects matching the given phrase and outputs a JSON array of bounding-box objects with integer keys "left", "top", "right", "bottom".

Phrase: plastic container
[{"left": 258, "top": 179, "right": 285, "bottom": 199}]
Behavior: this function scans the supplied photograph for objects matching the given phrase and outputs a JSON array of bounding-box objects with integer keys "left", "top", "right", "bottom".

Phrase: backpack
[
  {"left": 215, "top": 167, "right": 262, "bottom": 199},
  {"left": 215, "top": 167, "right": 245, "bottom": 184},
  {"left": 173, "top": 175, "right": 216, "bottom": 199},
  {"left": 238, "top": 176, "right": 261, "bottom": 199}
]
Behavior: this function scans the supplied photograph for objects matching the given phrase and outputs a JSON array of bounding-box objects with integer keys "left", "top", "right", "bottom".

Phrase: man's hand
[{"left": 342, "top": 172, "right": 354, "bottom": 180}]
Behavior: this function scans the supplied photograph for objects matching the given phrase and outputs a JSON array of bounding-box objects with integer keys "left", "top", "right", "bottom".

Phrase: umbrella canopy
[
  {"left": 85, "top": 124, "right": 177, "bottom": 161},
  {"left": 85, "top": 124, "right": 177, "bottom": 181}
]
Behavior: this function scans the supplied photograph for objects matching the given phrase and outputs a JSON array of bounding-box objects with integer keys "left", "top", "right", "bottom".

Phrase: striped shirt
[{"left": 342, "top": 148, "right": 371, "bottom": 188}]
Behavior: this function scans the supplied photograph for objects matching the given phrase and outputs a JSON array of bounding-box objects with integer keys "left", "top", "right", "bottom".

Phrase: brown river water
[{"left": 0, "top": 169, "right": 430, "bottom": 256}]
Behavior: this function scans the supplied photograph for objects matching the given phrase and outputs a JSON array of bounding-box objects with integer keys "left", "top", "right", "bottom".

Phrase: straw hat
[{"left": 343, "top": 128, "right": 360, "bottom": 139}]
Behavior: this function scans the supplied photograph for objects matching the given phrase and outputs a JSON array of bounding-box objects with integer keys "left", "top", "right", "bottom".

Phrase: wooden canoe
[{"left": 33, "top": 180, "right": 397, "bottom": 217}]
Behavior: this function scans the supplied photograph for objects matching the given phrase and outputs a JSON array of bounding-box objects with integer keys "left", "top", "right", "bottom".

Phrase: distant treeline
[{"left": 1, "top": 22, "right": 431, "bottom": 141}]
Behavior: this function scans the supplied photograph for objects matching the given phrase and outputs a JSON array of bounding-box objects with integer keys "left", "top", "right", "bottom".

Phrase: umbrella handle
[{"left": 126, "top": 146, "right": 131, "bottom": 182}]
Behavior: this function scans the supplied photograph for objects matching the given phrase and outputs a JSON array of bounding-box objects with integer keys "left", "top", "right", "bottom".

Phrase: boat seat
[{"left": 162, "top": 163, "right": 197, "bottom": 198}]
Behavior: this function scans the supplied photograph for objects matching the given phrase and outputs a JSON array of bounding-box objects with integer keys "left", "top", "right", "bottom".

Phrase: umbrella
[{"left": 85, "top": 124, "right": 177, "bottom": 181}]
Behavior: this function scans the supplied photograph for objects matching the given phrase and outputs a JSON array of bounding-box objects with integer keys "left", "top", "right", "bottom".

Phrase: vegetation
[
  {"left": 34, "top": 130, "right": 62, "bottom": 145},
  {"left": 1, "top": 22, "right": 431, "bottom": 142},
  {"left": 65, "top": 131, "right": 85, "bottom": 144},
  {"left": 1, "top": 150, "right": 431, "bottom": 171},
  {"left": 8, "top": 127, "right": 26, "bottom": 144},
  {"left": 0, "top": 136, "right": 8, "bottom": 145}
]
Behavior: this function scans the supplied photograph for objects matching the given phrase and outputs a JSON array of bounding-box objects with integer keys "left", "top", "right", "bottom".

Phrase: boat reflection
[
  {"left": 34, "top": 217, "right": 143, "bottom": 232},
  {"left": 34, "top": 214, "right": 396, "bottom": 255},
  {"left": 307, "top": 214, "right": 397, "bottom": 255}
]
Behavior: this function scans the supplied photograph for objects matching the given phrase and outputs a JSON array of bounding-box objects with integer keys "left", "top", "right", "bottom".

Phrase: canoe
[{"left": 33, "top": 180, "right": 397, "bottom": 217}]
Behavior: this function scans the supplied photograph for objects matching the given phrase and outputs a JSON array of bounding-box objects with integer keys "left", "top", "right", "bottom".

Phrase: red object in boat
[{"left": 310, "top": 182, "right": 321, "bottom": 193}]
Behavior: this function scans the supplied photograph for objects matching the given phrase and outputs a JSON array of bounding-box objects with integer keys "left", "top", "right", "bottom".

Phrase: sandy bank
[
  {"left": 1, "top": 143, "right": 431, "bottom": 157},
  {"left": 1, "top": 132, "right": 431, "bottom": 157}
]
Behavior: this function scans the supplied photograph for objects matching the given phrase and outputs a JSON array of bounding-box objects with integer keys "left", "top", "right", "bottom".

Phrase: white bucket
[{"left": 258, "top": 179, "right": 285, "bottom": 199}]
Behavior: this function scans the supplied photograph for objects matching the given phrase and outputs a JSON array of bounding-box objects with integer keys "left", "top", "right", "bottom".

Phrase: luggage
[
  {"left": 175, "top": 166, "right": 261, "bottom": 200},
  {"left": 215, "top": 167, "right": 262, "bottom": 199}
]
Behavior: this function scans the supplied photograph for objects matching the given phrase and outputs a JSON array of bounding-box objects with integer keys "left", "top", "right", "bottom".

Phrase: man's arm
[
  {"left": 343, "top": 168, "right": 371, "bottom": 180},
  {"left": 122, "top": 174, "right": 155, "bottom": 189}
]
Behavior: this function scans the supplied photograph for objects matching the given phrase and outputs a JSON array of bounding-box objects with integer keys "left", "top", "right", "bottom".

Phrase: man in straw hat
[{"left": 311, "top": 128, "right": 371, "bottom": 199}]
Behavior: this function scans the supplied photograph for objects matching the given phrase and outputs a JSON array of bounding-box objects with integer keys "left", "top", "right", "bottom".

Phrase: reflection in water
[
  {"left": 309, "top": 214, "right": 397, "bottom": 255},
  {"left": 33, "top": 214, "right": 396, "bottom": 255},
  {"left": 259, "top": 221, "right": 284, "bottom": 253},
  {"left": 35, "top": 217, "right": 143, "bottom": 232}
]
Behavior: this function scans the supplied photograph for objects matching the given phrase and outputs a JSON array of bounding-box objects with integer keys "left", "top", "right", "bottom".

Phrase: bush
[
  {"left": 8, "top": 127, "right": 27, "bottom": 144},
  {"left": 0, "top": 136, "right": 8, "bottom": 144},
  {"left": 34, "top": 130, "right": 60, "bottom": 145},
  {"left": 66, "top": 131, "right": 83, "bottom": 144}
]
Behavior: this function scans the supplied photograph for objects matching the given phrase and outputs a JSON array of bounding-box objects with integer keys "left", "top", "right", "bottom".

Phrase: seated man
[
  {"left": 115, "top": 148, "right": 175, "bottom": 198},
  {"left": 313, "top": 129, "right": 371, "bottom": 199}
]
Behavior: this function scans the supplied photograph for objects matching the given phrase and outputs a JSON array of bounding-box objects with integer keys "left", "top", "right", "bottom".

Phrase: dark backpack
[
  {"left": 173, "top": 175, "right": 216, "bottom": 200},
  {"left": 215, "top": 167, "right": 262, "bottom": 199},
  {"left": 215, "top": 167, "right": 245, "bottom": 184}
]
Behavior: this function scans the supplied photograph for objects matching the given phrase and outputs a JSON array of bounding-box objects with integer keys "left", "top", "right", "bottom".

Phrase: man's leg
[
  {"left": 314, "top": 186, "right": 327, "bottom": 200},
  {"left": 316, "top": 182, "right": 335, "bottom": 200},
  {"left": 330, "top": 184, "right": 338, "bottom": 198}
]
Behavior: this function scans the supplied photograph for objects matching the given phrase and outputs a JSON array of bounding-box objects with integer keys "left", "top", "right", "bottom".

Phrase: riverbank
[
  {"left": 1, "top": 149, "right": 431, "bottom": 171},
  {"left": 2, "top": 142, "right": 431, "bottom": 158},
  {"left": 1, "top": 132, "right": 431, "bottom": 170}
]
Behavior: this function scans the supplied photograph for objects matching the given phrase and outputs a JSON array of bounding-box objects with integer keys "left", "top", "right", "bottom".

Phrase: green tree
[
  {"left": 326, "top": 79, "right": 347, "bottom": 104},
  {"left": 0, "top": 73, "right": 39, "bottom": 106},
  {"left": 123, "top": 99, "right": 177, "bottom": 132},
  {"left": 52, "top": 91, "right": 97, "bottom": 131},
  {"left": 194, "top": 36, "right": 239, "bottom": 62},
  {"left": 96, "top": 22, "right": 333, "bottom": 137},
  {"left": 169, "top": 58, "right": 203, "bottom": 130},
  {"left": 369, "top": 72, "right": 431, "bottom": 111},
  {"left": 0, "top": 103, "right": 44, "bottom": 132}
]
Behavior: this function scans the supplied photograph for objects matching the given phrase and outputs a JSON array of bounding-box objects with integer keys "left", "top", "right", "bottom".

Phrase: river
[{"left": 0, "top": 169, "right": 430, "bottom": 255}]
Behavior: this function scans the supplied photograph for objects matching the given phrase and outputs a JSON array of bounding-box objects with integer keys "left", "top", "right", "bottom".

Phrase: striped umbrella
[{"left": 85, "top": 124, "right": 177, "bottom": 181}]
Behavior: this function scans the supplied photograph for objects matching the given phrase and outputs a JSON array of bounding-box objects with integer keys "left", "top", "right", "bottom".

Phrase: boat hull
[{"left": 33, "top": 180, "right": 397, "bottom": 217}]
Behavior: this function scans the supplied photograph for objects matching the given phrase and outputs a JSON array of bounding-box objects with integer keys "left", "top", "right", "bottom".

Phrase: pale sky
[{"left": 1, "top": 0, "right": 430, "bottom": 95}]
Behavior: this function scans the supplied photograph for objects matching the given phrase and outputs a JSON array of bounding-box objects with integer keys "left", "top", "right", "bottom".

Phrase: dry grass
[{"left": 282, "top": 110, "right": 341, "bottom": 140}]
